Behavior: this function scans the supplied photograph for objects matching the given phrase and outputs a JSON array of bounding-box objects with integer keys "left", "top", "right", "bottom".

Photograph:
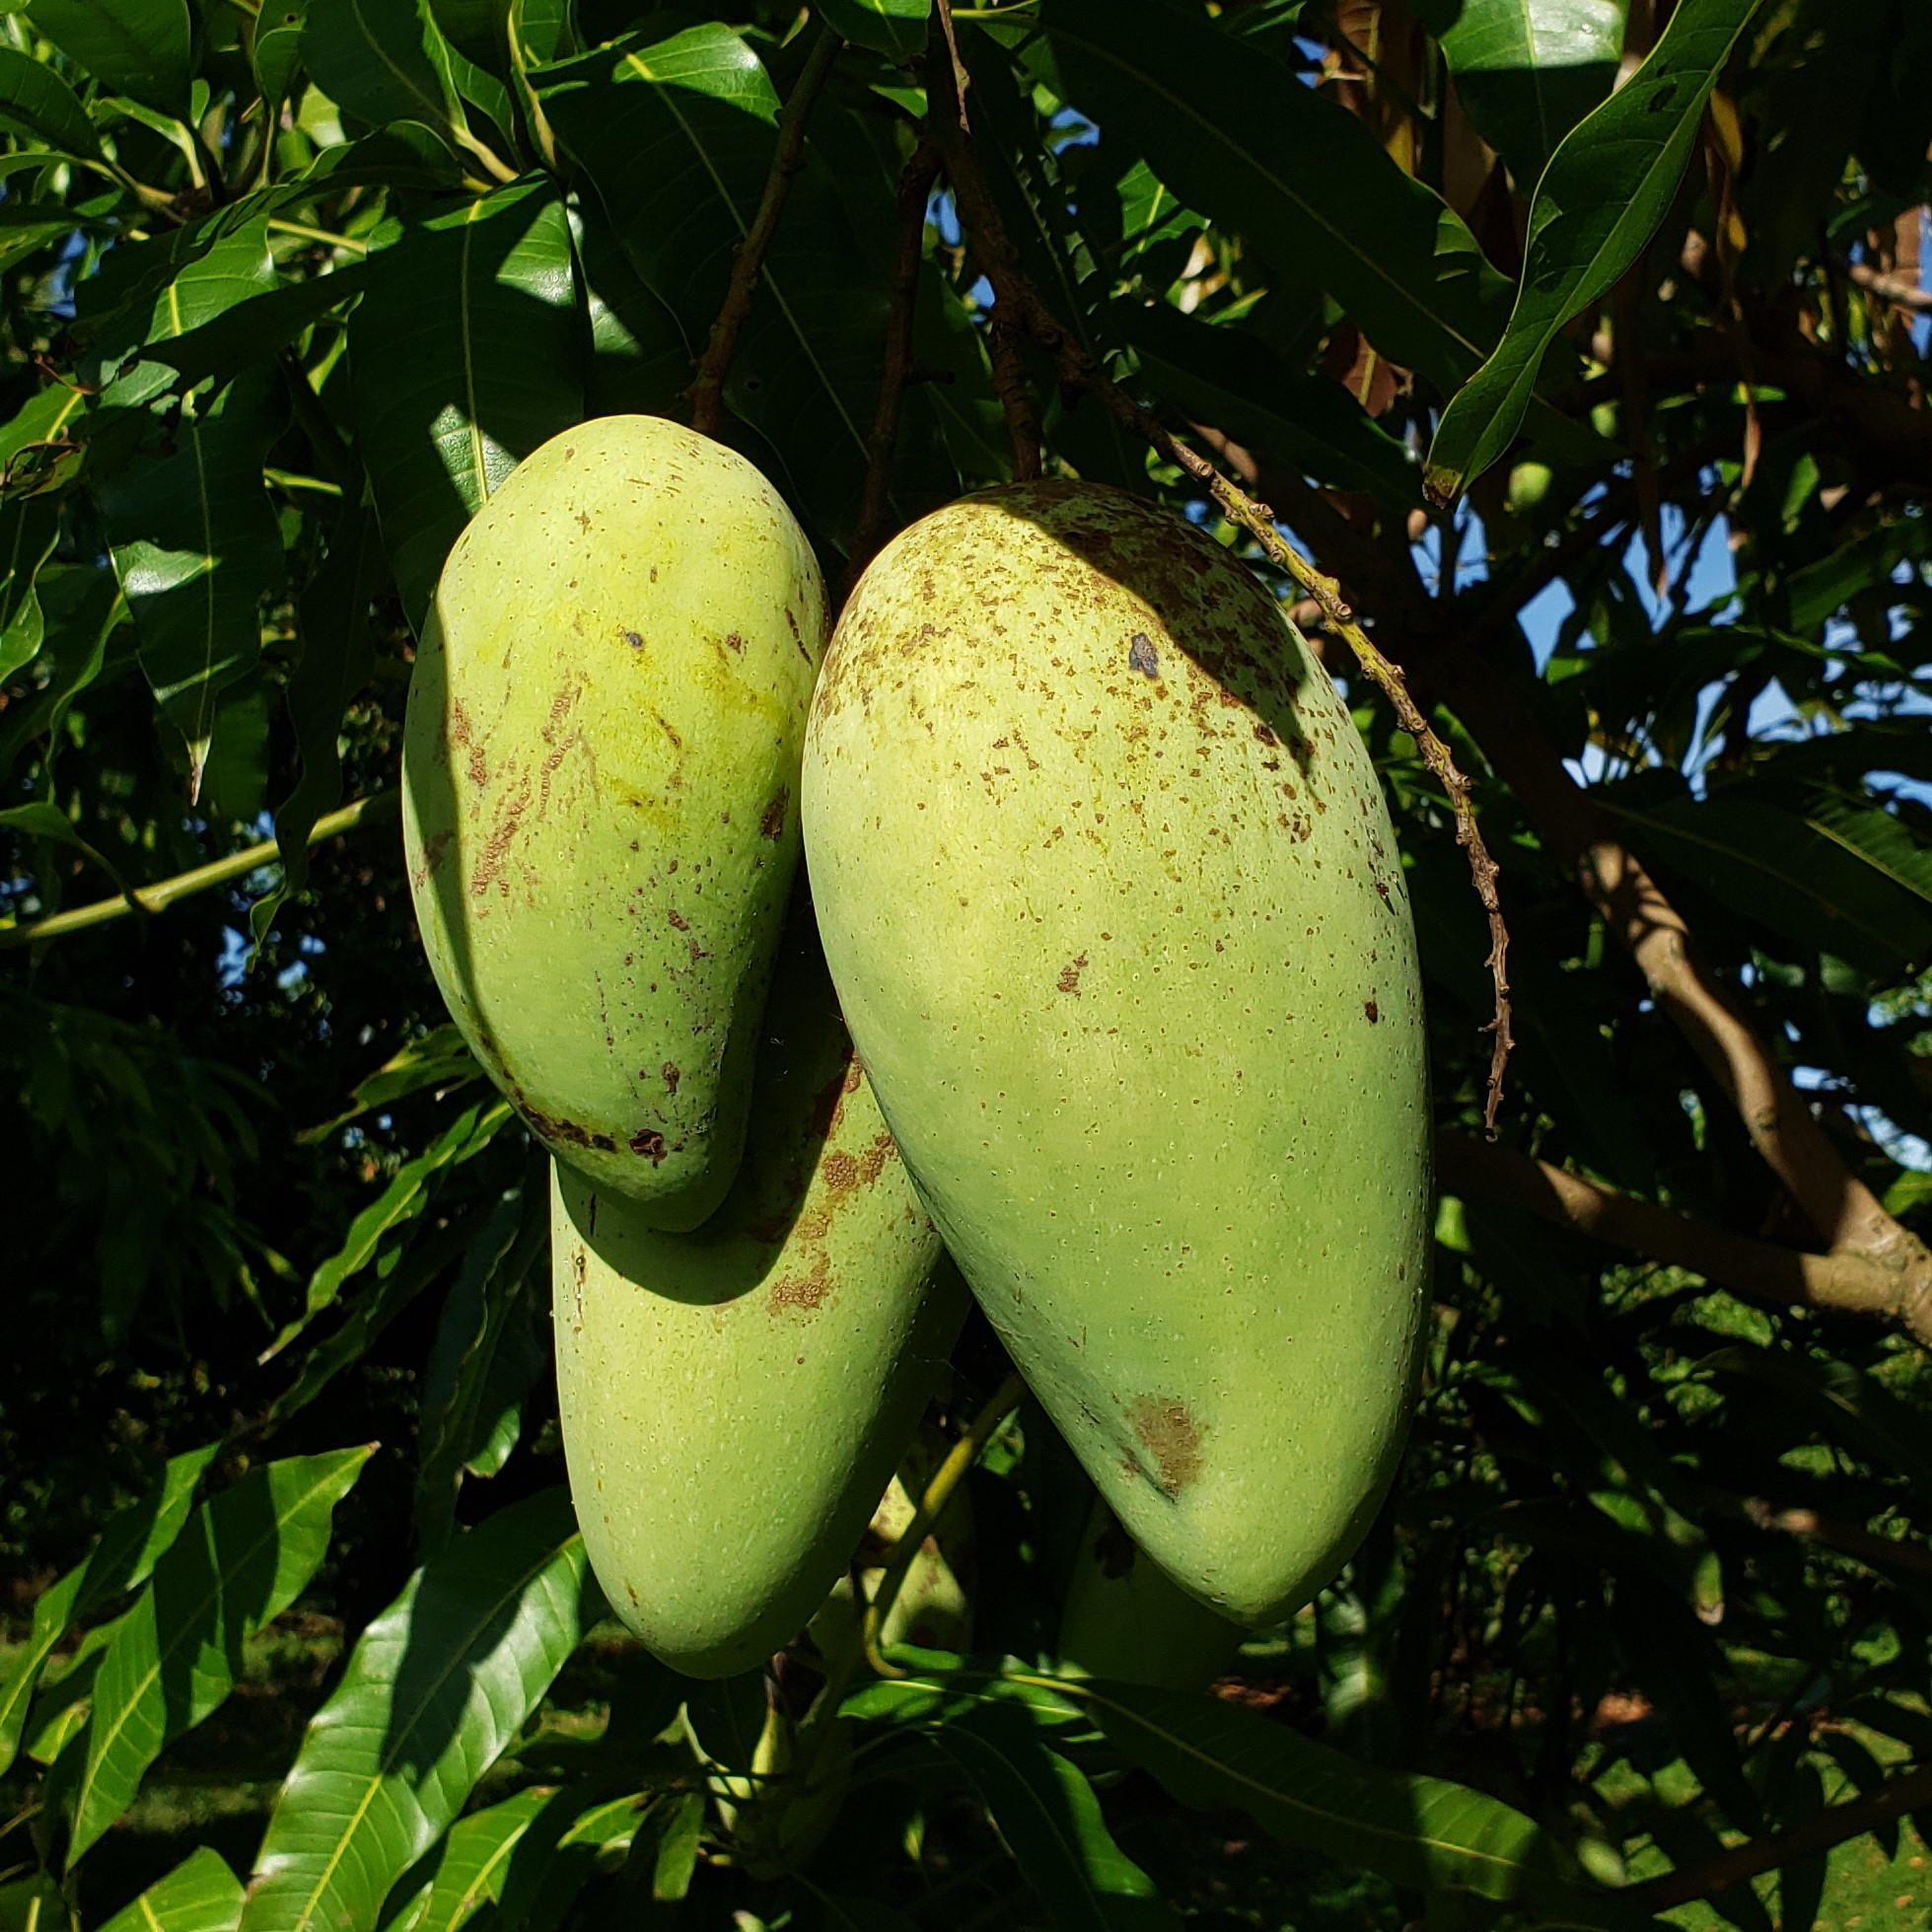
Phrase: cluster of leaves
[{"left": 2, "top": 0, "right": 1930, "bottom": 1929}]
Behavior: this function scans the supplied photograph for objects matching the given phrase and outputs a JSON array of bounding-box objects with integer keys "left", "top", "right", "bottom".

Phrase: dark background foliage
[{"left": 1, "top": 1, "right": 1929, "bottom": 1928}]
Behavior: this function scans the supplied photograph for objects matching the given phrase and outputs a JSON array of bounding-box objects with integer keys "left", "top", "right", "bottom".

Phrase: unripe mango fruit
[
  {"left": 402, "top": 415, "right": 827, "bottom": 1227},
  {"left": 802, "top": 480, "right": 1430, "bottom": 1626},
  {"left": 551, "top": 905, "right": 968, "bottom": 1677},
  {"left": 1057, "top": 1498, "right": 1244, "bottom": 1691}
]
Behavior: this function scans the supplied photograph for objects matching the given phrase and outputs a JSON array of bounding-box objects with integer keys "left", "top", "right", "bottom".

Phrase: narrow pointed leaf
[
  {"left": 29, "top": 0, "right": 194, "bottom": 117},
  {"left": 63, "top": 1447, "right": 375, "bottom": 1864},
  {"left": 0, "top": 45, "right": 106, "bottom": 160},
  {"left": 238, "top": 1488, "right": 595, "bottom": 1932},
  {"left": 378, "top": 1785, "right": 553, "bottom": 1932},
  {"left": 99, "top": 371, "right": 288, "bottom": 800},
  {"left": 1425, "top": 0, "right": 1763, "bottom": 501},
  {"left": 1044, "top": 0, "right": 1511, "bottom": 395},
  {"left": 98, "top": 1846, "right": 245, "bottom": 1932},
  {"left": 1422, "top": 0, "right": 1629, "bottom": 186},
  {"left": 931, "top": 1705, "right": 1179, "bottom": 1931},
  {"left": 348, "top": 179, "right": 581, "bottom": 631}
]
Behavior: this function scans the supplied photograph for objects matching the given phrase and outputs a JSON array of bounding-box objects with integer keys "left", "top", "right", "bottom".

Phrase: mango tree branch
[
  {"left": 922, "top": 36, "right": 1513, "bottom": 1122},
  {"left": 686, "top": 25, "right": 844, "bottom": 437},
  {"left": 843, "top": 141, "right": 942, "bottom": 601},
  {"left": 1436, "top": 1131, "right": 1932, "bottom": 1347},
  {"left": 0, "top": 792, "right": 400, "bottom": 953},
  {"left": 1624, "top": 1760, "right": 1932, "bottom": 1911},
  {"left": 862, "top": 1370, "right": 1026, "bottom": 1679}
]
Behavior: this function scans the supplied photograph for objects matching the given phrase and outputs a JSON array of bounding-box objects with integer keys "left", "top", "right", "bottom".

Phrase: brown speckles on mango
[
  {"left": 1126, "top": 1396, "right": 1204, "bottom": 1498},
  {"left": 629, "top": 1128, "right": 669, "bottom": 1165},
  {"left": 1057, "top": 953, "right": 1088, "bottom": 995},
  {"left": 662, "top": 1062, "right": 680, "bottom": 1095},
  {"left": 823, "top": 1151, "right": 860, "bottom": 1192},
  {"left": 760, "top": 788, "right": 790, "bottom": 840},
  {"left": 768, "top": 1249, "right": 831, "bottom": 1316}
]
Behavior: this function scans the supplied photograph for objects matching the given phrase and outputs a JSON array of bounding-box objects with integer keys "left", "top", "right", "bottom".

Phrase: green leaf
[
  {"left": 414, "top": 1183, "right": 548, "bottom": 1555},
  {"left": 348, "top": 179, "right": 581, "bottom": 631},
  {"left": 647, "top": 1790, "right": 703, "bottom": 1903},
  {"left": 1599, "top": 786, "right": 1932, "bottom": 980},
  {"left": 72, "top": 204, "right": 275, "bottom": 370},
  {"left": 28, "top": 0, "right": 193, "bottom": 117},
  {"left": 931, "top": 1705, "right": 1179, "bottom": 1930},
  {"left": 378, "top": 1784, "right": 553, "bottom": 1932},
  {"left": 535, "top": 26, "right": 883, "bottom": 531},
  {"left": 98, "top": 370, "right": 289, "bottom": 802},
  {"left": 0, "top": 44, "right": 106, "bottom": 160},
  {"left": 302, "top": 0, "right": 462, "bottom": 145},
  {"left": 1116, "top": 302, "right": 1418, "bottom": 505},
  {"left": 1044, "top": 0, "right": 1511, "bottom": 395},
  {"left": 263, "top": 1096, "right": 512, "bottom": 1359},
  {"left": 815, "top": 0, "right": 926, "bottom": 61},
  {"left": 249, "top": 499, "right": 387, "bottom": 946},
  {"left": 155, "top": 261, "right": 371, "bottom": 393},
  {"left": 1421, "top": 0, "right": 1629, "bottom": 187},
  {"left": 255, "top": 1, "right": 308, "bottom": 114},
  {"left": 299, "top": 1024, "right": 481, "bottom": 1143},
  {"left": 97, "top": 1846, "right": 245, "bottom": 1932},
  {"left": 1054, "top": 1678, "right": 1598, "bottom": 1911},
  {"left": 1424, "top": 0, "right": 1764, "bottom": 501},
  {"left": 238, "top": 1488, "right": 596, "bottom": 1932},
  {"left": 0, "top": 493, "right": 64, "bottom": 682},
  {"left": 62, "top": 1447, "right": 375, "bottom": 1865},
  {"left": 70, "top": 1444, "right": 226, "bottom": 1624},
  {"left": 0, "top": 799, "right": 135, "bottom": 899}
]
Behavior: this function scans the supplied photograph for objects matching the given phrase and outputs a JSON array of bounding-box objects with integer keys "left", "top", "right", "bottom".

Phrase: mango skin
[
  {"left": 402, "top": 414, "right": 827, "bottom": 1227},
  {"left": 1057, "top": 1499, "right": 1244, "bottom": 1691},
  {"left": 801, "top": 480, "right": 1430, "bottom": 1627},
  {"left": 551, "top": 908, "right": 968, "bottom": 1678}
]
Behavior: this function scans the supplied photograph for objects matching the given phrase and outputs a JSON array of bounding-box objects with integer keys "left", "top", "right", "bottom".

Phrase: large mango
[
  {"left": 801, "top": 481, "right": 1429, "bottom": 1625},
  {"left": 403, "top": 415, "right": 826, "bottom": 1227},
  {"left": 552, "top": 905, "right": 968, "bottom": 1677}
]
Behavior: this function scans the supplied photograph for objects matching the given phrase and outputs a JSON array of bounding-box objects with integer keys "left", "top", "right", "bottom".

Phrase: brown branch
[
  {"left": 685, "top": 25, "right": 844, "bottom": 438},
  {"left": 1436, "top": 1132, "right": 1932, "bottom": 1346},
  {"left": 1693, "top": 1487, "right": 1932, "bottom": 1581},
  {"left": 1844, "top": 259, "right": 1932, "bottom": 315},
  {"left": 1624, "top": 1760, "right": 1932, "bottom": 1911},
  {"left": 842, "top": 143, "right": 942, "bottom": 602},
  {"left": 923, "top": 24, "right": 1514, "bottom": 1122}
]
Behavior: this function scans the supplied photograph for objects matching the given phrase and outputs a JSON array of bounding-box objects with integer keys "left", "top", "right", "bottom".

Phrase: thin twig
[
  {"left": 923, "top": 48, "right": 1514, "bottom": 1122},
  {"left": 1436, "top": 1131, "right": 1932, "bottom": 1346},
  {"left": 1844, "top": 259, "right": 1932, "bottom": 315},
  {"left": 1625, "top": 1760, "right": 1932, "bottom": 1910},
  {"left": 0, "top": 793, "right": 399, "bottom": 952},
  {"left": 927, "top": 9, "right": 1040, "bottom": 481},
  {"left": 862, "top": 1371, "right": 1026, "bottom": 1679},
  {"left": 843, "top": 142, "right": 942, "bottom": 601},
  {"left": 686, "top": 26, "right": 844, "bottom": 437}
]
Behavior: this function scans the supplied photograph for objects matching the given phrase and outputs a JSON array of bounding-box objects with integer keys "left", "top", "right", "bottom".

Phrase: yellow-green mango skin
[
  {"left": 802, "top": 481, "right": 1430, "bottom": 1627},
  {"left": 402, "top": 415, "right": 827, "bottom": 1228},
  {"left": 1057, "top": 1498, "right": 1244, "bottom": 1691},
  {"left": 551, "top": 911, "right": 968, "bottom": 1678}
]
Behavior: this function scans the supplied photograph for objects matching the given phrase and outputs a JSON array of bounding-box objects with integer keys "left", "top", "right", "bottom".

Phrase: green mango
[
  {"left": 1057, "top": 1497, "right": 1245, "bottom": 1691},
  {"left": 551, "top": 906, "right": 969, "bottom": 1678},
  {"left": 801, "top": 480, "right": 1430, "bottom": 1626},
  {"left": 403, "top": 414, "right": 827, "bottom": 1227}
]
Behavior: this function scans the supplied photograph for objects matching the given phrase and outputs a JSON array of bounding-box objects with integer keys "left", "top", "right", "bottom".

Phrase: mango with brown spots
[
  {"left": 802, "top": 480, "right": 1429, "bottom": 1625},
  {"left": 551, "top": 905, "right": 967, "bottom": 1677},
  {"left": 402, "top": 415, "right": 826, "bottom": 1226}
]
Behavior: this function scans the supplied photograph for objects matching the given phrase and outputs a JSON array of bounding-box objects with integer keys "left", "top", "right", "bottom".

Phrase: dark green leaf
[
  {"left": 0, "top": 45, "right": 106, "bottom": 160},
  {"left": 98, "top": 370, "right": 288, "bottom": 800},
  {"left": 0, "top": 799, "right": 135, "bottom": 898},
  {"left": 1422, "top": 0, "right": 1629, "bottom": 186},
  {"left": 378, "top": 1784, "right": 553, "bottom": 1932},
  {"left": 303, "top": 0, "right": 462, "bottom": 144},
  {"left": 1425, "top": 0, "right": 1764, "bottom": 501},
  {"left": 155, "top": 262, "right": 370, "bottom": 393},
  {"left": 29, "top": 0, "right": 193, "bottom": 117},
  {"left": 255, "top": 1, "right": 308, "bottom": 113},
  {"left": 0, "top": 493, "right": 64, "bottom": 681},
  {"left": 238, "top": 1488, "right": 596, "bottom": 1932},
  {"left": 97, "top": 1846, "right": 244, "bottom": 1932},
  {"left": 299, "top": 1024, "right": 481, "bottom": 1143},
  {"left": 348, "top": 179, "right": 581, "bottom": 630},
  {"left": 63, "top": 1447, "right": 375, "bottom": 1864},
  {"left": 932, "top": 1705, "right": 1179, "bottom": 1930},
  {"left": 1045, "top": 0, "right": 1511, "bottom": 395},
  {"left": 816, "top": 0, "right": 925, "bottom": 60},
  {"left": 414, "top": 1183, "right": 548, "bottom": 1555}
]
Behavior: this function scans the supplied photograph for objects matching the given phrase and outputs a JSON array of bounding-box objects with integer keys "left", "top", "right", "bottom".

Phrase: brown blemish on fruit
[
  {"left": 411, "top": 829, "right": 454, "bottom": 890},
  {"left": 1126, "top": 1396, "right": 1204, "bottom": 1498},
  {"left": 785, "top": 608, "right": 811, "bottom": 665},
  {"left": 470, "top": 770, "right": 532, "bottom": 898},
  {"left": 1128, "top": 631, "right": 1159, "bottom": 678},
  {"left": 768, "top": 1250, "right": 831, "bottom": 1316},
  {"left": 1364, "top": 999, "right": 1380, "bottom": 1024},
  {"left": 623, "top": 629, "right": 643, "bottom": 651},
  {"left": 1057, "top": 953, "right": 1088, "bottom": 995},
  {"left": 823, "top": 1151, "right": 860, "bottom": 1192},
  {"left": 629, "top": 1128, "right": 669, "bottom": 1165},
  {"left": 858, "top": 1131, "right": 894, "bottom": 1184},
  {"left": 520, "top": 1097, "right": 615, "bottom": 1154},
  {"left": 662, "top": 1062, "right": 680, "bottom": 1095},
  {"left": 759, "top": 787, "right": 789, "bottom": 840},
  {"left": 667, "top": 908, "right": 689, "bottom": 931},
  {"left": 725, "top": 630, "right": 745, "bottom": 654}
]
